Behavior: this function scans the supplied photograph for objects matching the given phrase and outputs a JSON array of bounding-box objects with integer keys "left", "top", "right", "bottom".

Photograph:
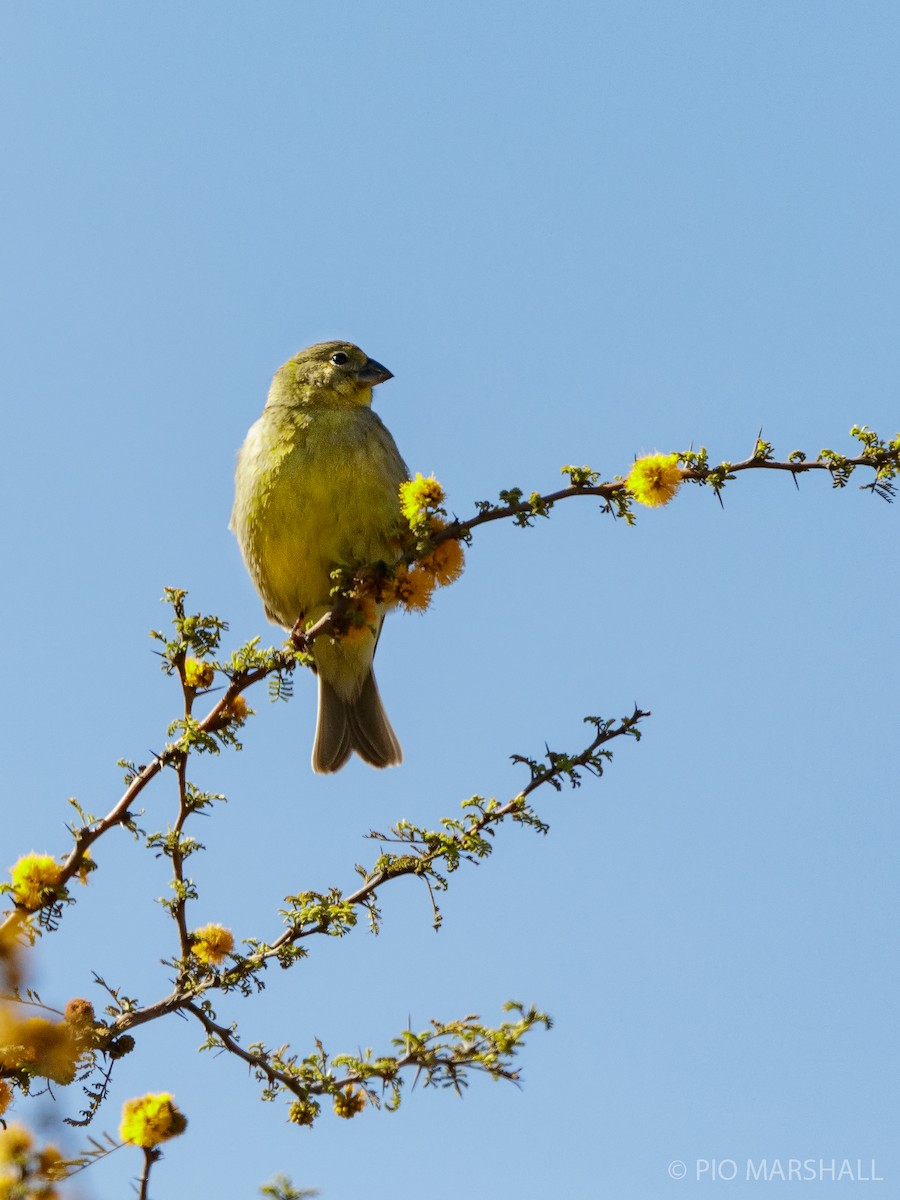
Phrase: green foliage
[
  {"left": 674, "top": 424, "right": 899, "bottom": 502},
  {"left": 260, "top": 1177, "right": 320, "bottom": 1200},
  {"left": 189, "top": 999, "right": 548, "bottom": 1117},
  {"left": 561, "top": 463, "right": 601, "bottom": 487},
  {"left": 850, "top": 424, "right": 900, "bottom": 499},
  {"left": 511, "top": 711, "right": 647, "bottom": 793}
]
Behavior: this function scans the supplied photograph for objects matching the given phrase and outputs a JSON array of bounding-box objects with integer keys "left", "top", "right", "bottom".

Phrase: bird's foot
[{"left": 290, "top": 617, "right": 309, "bottom": 651}]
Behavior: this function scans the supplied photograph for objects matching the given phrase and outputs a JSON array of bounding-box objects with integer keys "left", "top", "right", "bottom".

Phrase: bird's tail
[{"left": 312, "top": 669, "right": 402, "bottom": 774}]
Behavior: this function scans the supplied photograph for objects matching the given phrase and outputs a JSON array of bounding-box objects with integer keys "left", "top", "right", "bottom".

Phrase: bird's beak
[{"left": 357, "top": 358, "right": 393, "bottom": 386}]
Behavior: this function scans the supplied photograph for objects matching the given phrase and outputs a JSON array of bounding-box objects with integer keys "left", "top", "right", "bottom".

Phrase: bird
[{"left": 230, "top": 340, "right": 409, "bottom": 773}]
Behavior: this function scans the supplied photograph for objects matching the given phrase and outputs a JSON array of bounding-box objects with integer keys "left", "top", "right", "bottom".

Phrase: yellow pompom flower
[
  {"left": 0, "top": 1080, "right": 11, "bottom": 1116},
  {"left": 218, "top": 694, "right": 249, "bottom": 724},
  {"left": 340, "top": 596, "right": 378, "bottom": 645},
  {"left": 626, "top": 453, "right": 682, "bottom": 508},
  {"left": 63, "top": 998, "right": 94, "bottom": 1027},
  {"left": 119, "top": 1093, "right": 187, "bottom": 1148},
  {"left": 288, "top": 1097, "right": 320, "bottom": 1127},
  {"left": 332, "top": 1087, "right": 366, "bottom": 1119},
  {"left": 419, "top": 537, "right": 466, "bottom": 587},
  {"left": 399, "top": 474, "right": 445, "bottom": 523},
  {"left": 0, "top": 1122, "right": 33, "bottom": 1162},
  {"left": 35, "top": 1144, "right": 65, "bottom": 1181},
  {"left": 386, "top": 565, "right": 435, "bottom": 613},
  {"left": 9, "top": 855, "right": 62, "bottom": 911},
  {"left": 0, "top": 1014, "right": 80, "bottom": 1086},
  {"left": 183, "top": 658, "right": 215, "bottom": 689},
  {"left": 190, "top": 924, "right": 234, "bottom": 966},
  {"left": 63, "top": 999, "right": 97, "bottom": 1048}
]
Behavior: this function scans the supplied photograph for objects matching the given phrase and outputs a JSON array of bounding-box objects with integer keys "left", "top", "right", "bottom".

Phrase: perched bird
[{"left": 231, "top": 341, "right": 409, "bottom": 773}]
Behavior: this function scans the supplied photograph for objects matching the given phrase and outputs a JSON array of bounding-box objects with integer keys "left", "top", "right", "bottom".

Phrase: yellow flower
[
  {"left": 35, "top": 1144, "right": 65, "bottom": 1180},
  {"left": 9, "top": 856, "right": 62, "bottom": 911},
  {"left": 218, "top": 694, "right": 249, "bottom": 724},
  {"left": 288, "top": 1097, "right": 320, "bottom": 1127},
  {"left": 63, "top": 999, "right": 98, "bottom": 1046},
  {"left": 340, "top": 596, "right": 378, "bottom": 645},
  {"left": 386, "top": 565, "right": 434, "bottom": 613},
  {"left": 0, "top": 1123, "right": 33, "bottom": 1162},
  {"left": 184, "top": 658, "right": 215, "bottom": 689},
  {"left": 332, "top": 1087, "right": 366, "bottom": 1119},
  {"left": 0, "top": 1013, "right": 80, "bottom": 1086},
  {"left": 399, "top": 474, "right": 445, "bottom": 523},
  {"left": 190, "top": 924, "right": 234, "bottom": 966},
  {"left": 119, "top": 1093, "right": 187, "bottom": 1148},
  {"left": 63, "top": 998, "right": 94, "bottom": 1027},
  {"left": 419, "top": 537, "right": 465, "bottom": 587},
  {"left": 626, "top": 453, "right": 682, "bottom": 508},
  {"left": 0, "top": 1080, "right": 11, "bottom": 1116}
]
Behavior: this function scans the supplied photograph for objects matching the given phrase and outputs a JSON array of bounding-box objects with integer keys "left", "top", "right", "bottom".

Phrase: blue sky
[{"left": 1, "top": 2, "right": 898, "bottom": 1196}]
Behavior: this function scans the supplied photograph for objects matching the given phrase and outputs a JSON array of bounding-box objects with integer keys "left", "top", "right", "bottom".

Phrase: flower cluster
[
  {"left": 288, "top": 1097, "right": 321, "bottom": 1127},
  {"left": 339, "top": 594, "right": 380, "bottom": 645},
  {"left": 332, "top": 1087, "right": 366, "bottom": 1119},
  {"left": 0, "top": 1008, "right": 83, "bottom": 1086},
  {"left": 386, "top": 563, "right": 436, "bottom": 613},
  {"left": 119, "top": 1093, "right": 187, "bottom": 1149},
  {"left": 336, "top": 477, "right": 466, "bottom": 630},
  {"left": 417, "top": 534, "right": 466, "bottom": 587},
  {"left": 399, "top": 473, "right": 446, "bottom": 523},
  {"left": 214, "top": 693, "right": 249, "bottom": 727},
  {"left": 8, "top": 855, "right": 63, "bottom": 911},
  {"left": 379, "top": 526, "right": 466, "bottom": 614},
  {"left": 626, "top": 453, "right": 683, "bottom": 507},
  {"left": 0, "top": 1122, "right": 66, "bottom": 1198},
  {"left": 63, "top": 997, "right": 96, "bottom": 1031},
  {"left": 183, "top": 657, "right": 215, "bottom": 689},
  {"left": 190, "top": 924, "right": 235, "bottom": 967}
]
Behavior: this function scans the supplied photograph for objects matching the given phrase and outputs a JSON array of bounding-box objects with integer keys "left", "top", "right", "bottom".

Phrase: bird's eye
[{"left": 330, "top": 351, "right": 350, "bottom": 366}]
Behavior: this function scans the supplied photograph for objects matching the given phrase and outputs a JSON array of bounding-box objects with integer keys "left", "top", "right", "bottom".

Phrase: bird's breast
[{"left": 233, "top": 407, "right": 408, "bottom": 629}]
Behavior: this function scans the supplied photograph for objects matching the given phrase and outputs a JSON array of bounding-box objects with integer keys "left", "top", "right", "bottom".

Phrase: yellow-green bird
[{"left": 230, "top": 341, "right": 409, "bottom": 773}]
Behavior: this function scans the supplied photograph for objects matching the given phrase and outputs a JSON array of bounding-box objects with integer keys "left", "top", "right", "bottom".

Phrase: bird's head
[{"left": 269, "top": 341, "right": 393, "bottom": 409}]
